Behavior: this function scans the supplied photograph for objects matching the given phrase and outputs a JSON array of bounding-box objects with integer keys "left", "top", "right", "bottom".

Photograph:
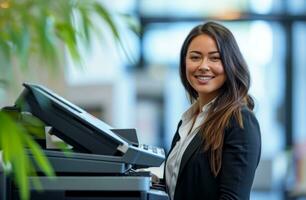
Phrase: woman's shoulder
[
  {"left": 227, "top": 106, "right": 260, "bottom": 132},
  {"left": 223, "top": 106, "right": 261, "bottom": 151},
  {"left": 241, "top": 106, "right": 259, "bottom": 124},
  {"left": 241, "top": 105, "right": 256, "bottom": 118}
]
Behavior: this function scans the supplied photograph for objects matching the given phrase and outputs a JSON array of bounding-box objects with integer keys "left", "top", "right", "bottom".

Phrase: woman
[{"left": 164, "top": 22, "right": 261, "bottom": 200}]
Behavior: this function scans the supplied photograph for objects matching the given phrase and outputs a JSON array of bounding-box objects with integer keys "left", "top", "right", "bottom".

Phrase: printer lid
[{"left": 16, "top": 83, "right": 129, "bottom": 155}]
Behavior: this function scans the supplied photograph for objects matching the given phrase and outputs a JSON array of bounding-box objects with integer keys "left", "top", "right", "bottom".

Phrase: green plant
[
  {"left": 0, "top": 0, "right": 137, "bottom": 199},
  {"left": 0, "top": 108, "right": 54, "bottom": 199}
]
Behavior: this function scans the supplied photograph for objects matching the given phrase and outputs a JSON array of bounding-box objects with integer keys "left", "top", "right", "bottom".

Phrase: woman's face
[{"left": 185, "top": 34, "right": 226, "bottom": 102}]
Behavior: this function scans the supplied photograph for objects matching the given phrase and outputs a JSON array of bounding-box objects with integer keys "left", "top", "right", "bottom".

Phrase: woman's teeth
[{"left": 196, "top": 76, "right": 213, "bottom": 80}]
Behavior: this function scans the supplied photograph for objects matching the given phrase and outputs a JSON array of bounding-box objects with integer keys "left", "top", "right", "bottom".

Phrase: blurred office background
[{"left": 1, "top": 0, "right": 306, "bottom": 199}]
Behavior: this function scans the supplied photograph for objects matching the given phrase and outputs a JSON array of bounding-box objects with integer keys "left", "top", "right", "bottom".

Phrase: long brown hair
[{"left": 179, "top": 21, "right": 254, "bottom": 176}]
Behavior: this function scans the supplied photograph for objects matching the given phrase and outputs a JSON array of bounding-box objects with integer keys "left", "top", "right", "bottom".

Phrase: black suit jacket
[{"left": 164, "top": 107, "right": 261, "bottom": 200}]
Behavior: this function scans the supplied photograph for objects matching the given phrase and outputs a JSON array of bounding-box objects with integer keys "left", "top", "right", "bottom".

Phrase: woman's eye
[
  {"left": 190, "top": 56, "right": 201, "bottom": 61},
  {"left": 210, "top": 57, "right": 220, "bottom": 62}
]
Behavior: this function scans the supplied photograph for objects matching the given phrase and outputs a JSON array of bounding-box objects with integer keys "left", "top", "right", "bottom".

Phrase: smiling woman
[
  {"left": 164, "top": 21, "right": 261, "bottom": 200},
  {"left": 185, "top": 34, "right": 226, "bottom": 107}
]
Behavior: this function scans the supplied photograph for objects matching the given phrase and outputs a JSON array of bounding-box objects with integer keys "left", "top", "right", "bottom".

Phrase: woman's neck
[{"left": 198, "top": 94, "right": 217, "bottom": 110}]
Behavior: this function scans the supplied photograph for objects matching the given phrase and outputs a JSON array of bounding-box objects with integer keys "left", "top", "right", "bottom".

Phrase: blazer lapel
[
  {"left": 164, "top": 120, "right": 182, "bottom": 190},
  {"left": 176, "top": 132, "right": 202, "bottom": 183},
  {"left": 168, "top": 120, "right": 183, "bottom": 155}
]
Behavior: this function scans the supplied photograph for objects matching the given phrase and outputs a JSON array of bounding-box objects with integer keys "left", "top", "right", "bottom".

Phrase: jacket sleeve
[{"left": 218, "top": 109, "right": 261, "bottom": 200}]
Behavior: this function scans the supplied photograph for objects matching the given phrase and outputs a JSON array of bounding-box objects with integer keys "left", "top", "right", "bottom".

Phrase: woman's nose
[{"left": 198, "top": 59, "right": 210, "bottom": 72}]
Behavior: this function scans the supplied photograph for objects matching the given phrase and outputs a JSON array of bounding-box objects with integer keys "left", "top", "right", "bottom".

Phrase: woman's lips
[{"left": 194, "top": 75, "right": 214, "bottom": 84}]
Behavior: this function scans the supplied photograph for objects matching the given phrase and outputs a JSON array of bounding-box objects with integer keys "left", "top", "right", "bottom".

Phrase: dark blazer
[{"left": 164, "top": 107, "right": 261, "bottom": 200}]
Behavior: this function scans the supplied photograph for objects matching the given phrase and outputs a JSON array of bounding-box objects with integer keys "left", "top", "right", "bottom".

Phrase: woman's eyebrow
[
  {"left": 189, "top": 51, "right": 202, "bottom": 54},
  {"left": 208, "top": 51, "right": 220, "bottom": 55}
]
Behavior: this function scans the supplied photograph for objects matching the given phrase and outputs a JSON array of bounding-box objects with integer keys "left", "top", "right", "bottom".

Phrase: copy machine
[{"left": 0, "top": 83, "right": 168, "bottom": 200}]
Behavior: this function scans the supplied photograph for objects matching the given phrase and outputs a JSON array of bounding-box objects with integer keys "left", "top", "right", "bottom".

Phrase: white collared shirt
[{"left": 165, "top": 100, "right": 214, "bottom": 200}]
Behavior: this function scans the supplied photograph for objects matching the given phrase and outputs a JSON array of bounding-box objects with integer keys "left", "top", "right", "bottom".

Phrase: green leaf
[
  {"left": 93, "top": 3, "right": 137, "bottom": 64},
  {"left": 20, "top": 112, "right": 46, "bottom": 139},
  {"left": 119, "top": 13, "right": 141, "bottom": 36},
  {"left": 79, "top": 5, "right": 93, "bottom": 46},
  {"left": 55, "top": 22, "right": 80, "bottom": 62},
  {"left": 24, "top": 132, "right": 55, "bottom": 177},
  {"left": 16, "top": 25, "right": 30, "bottom": 71},
  {"left": 93, "top": 2, "right": 120, "bottom": 41},
  {"left": 0, "top": 112, "right": 30, "bottom": 200},
  {"left": 37, "top": 13, "right": 58, "bottom": 67}
]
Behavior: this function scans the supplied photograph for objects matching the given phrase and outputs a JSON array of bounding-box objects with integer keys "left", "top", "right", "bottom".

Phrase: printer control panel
[{"left": 139, "top": 144, "right": 165, "bottom": 156}]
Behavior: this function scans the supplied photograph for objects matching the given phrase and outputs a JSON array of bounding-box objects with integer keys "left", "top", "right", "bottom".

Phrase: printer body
[{"left": 0, "top": 83, "right": 168, "bottom": 200}]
